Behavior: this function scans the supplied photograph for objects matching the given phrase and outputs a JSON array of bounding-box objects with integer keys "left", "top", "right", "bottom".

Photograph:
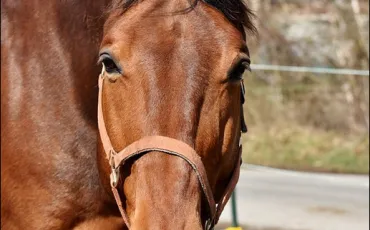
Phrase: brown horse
[{"left": 1, "top": 0, "right": 255, "bottom": 229}]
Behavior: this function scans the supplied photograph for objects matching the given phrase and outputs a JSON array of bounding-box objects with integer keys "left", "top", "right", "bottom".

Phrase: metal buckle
[
  {"left": 109, "top": 150, "right": 120, "bottom": 187},
  {"left": 205, "top": 219, "right": 214, "bottom": 230},
  {"left": 110, "top": 166, "right": 120, "bottom": 187}
]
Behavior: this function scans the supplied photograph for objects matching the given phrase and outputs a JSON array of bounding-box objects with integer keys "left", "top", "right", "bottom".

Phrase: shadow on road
[{"left": 215, "top": 222, "right": 307, "bottom": 230}]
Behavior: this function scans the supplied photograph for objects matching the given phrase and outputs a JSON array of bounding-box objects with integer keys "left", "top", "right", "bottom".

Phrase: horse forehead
[{"left": 105, "top": 3, "right": 243, "bottom": 51}]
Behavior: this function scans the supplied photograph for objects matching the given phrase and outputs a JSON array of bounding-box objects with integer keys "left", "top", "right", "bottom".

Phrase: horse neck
[
  {"left": 56, "top": 0, "right": 113, "bottom": 124},
  {"left": 1, "top": 0, "right": 114, "bottom": 149},
  {"left": 1, "top": 1, "right": 116, "bottom": 225}
]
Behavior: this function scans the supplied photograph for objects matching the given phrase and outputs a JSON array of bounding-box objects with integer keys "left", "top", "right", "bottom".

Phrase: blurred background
[{"left": 218, "top": 0, "right": 369, "bottom": 229}]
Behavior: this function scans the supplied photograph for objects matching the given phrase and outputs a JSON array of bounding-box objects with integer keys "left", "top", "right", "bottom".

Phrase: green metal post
[{"left": 231, "top": 190, "right": 238, "bottom": 227}]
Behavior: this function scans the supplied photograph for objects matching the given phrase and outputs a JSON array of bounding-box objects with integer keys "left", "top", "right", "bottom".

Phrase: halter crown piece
[{"left": 97, "top": 65, "right": 244, "bottom": 230}]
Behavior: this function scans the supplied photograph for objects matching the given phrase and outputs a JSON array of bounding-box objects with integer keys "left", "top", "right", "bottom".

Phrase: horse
[{"left": 1, "top": 0, "right": 255, "bottom": 229}]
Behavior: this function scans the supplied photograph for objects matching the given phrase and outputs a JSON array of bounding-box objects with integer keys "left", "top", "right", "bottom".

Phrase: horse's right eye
[{"left": 228, "top": 59, "right": 251, "bottom": 82}]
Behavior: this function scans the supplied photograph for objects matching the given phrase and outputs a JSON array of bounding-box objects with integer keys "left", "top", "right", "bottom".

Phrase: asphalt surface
[{"left": 216, "top": 164, "right": 369, "bottom": 230}]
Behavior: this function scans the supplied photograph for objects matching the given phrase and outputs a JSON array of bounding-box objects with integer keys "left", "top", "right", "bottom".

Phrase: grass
[{"left": 241, "top": 124, "right": 369, "bottom": 174}]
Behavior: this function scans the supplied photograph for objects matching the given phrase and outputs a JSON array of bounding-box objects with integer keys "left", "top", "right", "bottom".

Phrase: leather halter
[{"left": 97, "top": 67, "right": 246, "bottom": 229}]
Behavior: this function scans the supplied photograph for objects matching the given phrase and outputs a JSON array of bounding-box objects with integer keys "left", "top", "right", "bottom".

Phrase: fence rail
[{"left": 250, "top": 64, "right": 370, "bottom": 76}]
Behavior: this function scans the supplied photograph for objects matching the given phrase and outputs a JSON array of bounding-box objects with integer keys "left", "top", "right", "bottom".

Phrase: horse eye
[
  {"left": 228, "top": 60, "right": 251, "bottom": 81},
  {"left": 98, "top": 54, "right": 121, "bottom": 74}
]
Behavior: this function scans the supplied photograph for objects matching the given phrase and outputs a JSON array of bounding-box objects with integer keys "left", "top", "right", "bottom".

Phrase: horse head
[{"left": 97, "top": 0, "right": 255, "bottom": 229}]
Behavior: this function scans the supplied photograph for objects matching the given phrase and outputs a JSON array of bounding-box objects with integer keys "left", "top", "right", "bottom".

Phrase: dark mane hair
[
  {"left": 112, "top": 0, "right": 256, "bottom": 37},
  {"left": 205, "top": 0, "right": 256, "bottom": 36}
]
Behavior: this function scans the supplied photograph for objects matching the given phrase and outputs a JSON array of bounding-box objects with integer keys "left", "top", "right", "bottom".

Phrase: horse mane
[
  {"left": 112, "top": 0, "right": 256, "bottom": 37},
  {"left": 204, "top": 0, "right": 256, "bottom": 36}
]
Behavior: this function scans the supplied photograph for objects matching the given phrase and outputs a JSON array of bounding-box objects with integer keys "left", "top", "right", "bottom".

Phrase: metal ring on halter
[
  {"left": 205, "top": 219, "right": 214, "bottom": 230},
  {"left": 110, "top": 166, "right": 120, "bottom": 187},
  {"left": 109, "top": 150, "right": 120, "bottom": 187}
]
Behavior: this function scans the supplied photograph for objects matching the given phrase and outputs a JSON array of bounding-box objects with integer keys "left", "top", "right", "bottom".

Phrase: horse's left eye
[
  {"left": 98, "top": 53, "right": 121, "bottom": 74},
  {"left": 228, "top": 59, "right": 251, "bottom": 81}
]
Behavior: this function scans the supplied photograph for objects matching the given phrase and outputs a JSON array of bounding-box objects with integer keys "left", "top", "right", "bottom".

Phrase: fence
[
  {"left": 229, "top": 63, "right": 369, "bottom": 229},
  {"left": 250, "top": 64, "right": 369, "bottom": 76}
]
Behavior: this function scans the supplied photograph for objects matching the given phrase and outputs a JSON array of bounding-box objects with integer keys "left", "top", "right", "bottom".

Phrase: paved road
[{"left": 216, "top": 164, "right": 369, "bottom": 230}]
